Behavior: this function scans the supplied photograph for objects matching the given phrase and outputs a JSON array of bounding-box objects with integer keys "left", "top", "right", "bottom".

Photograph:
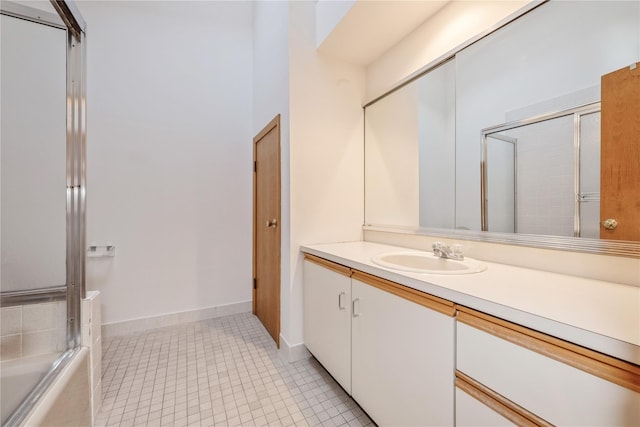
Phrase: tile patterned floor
[{"left": 95, "top": 313, "right": 375, "bottom": 427}]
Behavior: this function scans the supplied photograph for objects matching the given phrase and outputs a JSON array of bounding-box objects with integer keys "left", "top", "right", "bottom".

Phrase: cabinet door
[
  {"left": 303, "top": 258, "right": 352, "bottom": 393},
  {"left": 351, "top": 278, "right": 455, "bottom": 426}
]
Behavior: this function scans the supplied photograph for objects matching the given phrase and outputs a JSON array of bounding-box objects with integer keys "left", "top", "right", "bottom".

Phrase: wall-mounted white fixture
[{"left": 87, "top": 244, "right": 115, "bottom": 258}]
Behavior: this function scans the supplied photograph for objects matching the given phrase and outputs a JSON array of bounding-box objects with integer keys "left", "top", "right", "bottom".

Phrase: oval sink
[{"left": 371, "top": 252, "right": 487, "bottom": 275}]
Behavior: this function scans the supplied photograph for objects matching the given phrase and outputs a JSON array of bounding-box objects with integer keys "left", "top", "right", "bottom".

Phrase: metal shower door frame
[
  {"left": 0, "top": 1, "right": 86, "bottom": 425},
  {"left": 481, "top": 102, "right": 601, "bottom": 237}
]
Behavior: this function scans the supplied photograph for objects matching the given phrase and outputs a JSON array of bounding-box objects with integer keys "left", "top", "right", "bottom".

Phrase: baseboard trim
[
  {"left": 278, "top": 334, "right": 311, "bottom": 363},
  {"left": 102, "top": 300, "right": 252, "bottom": 338}
]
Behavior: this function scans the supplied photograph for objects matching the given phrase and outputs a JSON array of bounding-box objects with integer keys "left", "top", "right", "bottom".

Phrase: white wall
[
  {"left": 366, "top": 0, "right": 530, "bottom": 101},
  {"left": 315, "top": 0, "right": 356, "bottom": 49},
  {"left": 288, "top": 1, "right": 366, "bottom": 348},
  {"left": 79, "top": 1, "right": 253, "bottom": 325},
  {"left": 253, "top": 2, "right": 290, "bottom": 136}
]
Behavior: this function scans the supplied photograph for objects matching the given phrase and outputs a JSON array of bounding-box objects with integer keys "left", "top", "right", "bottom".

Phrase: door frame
[{"left": 252, "top": 114, "right": 281, "bottom": 346}]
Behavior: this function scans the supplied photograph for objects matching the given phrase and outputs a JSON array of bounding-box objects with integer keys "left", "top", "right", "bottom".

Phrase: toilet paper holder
[{"left": 87, "top": 244, "right": 115, "bottom": 257}]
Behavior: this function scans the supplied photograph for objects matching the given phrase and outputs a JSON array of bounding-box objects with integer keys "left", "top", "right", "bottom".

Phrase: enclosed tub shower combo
[{"left": 0, "top": 1, "right": 91, "bottom": 425}]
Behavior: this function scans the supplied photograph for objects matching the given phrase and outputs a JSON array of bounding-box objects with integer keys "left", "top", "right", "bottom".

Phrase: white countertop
[{"left": 301, "top": 241, "right": 640, "bottom": 365}]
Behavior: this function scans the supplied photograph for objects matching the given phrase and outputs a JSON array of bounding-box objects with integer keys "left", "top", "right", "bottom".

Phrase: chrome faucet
[{"left": 432, "top": 241, "right": 464, "bottom": 261}]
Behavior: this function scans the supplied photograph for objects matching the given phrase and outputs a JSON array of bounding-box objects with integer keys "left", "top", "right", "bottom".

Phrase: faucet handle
[
  {"left": 451, "top": 244, "right": 464, "bottom": 259},
  {"left": 432, "top": 241, "right": 443, "bottom": 255}
]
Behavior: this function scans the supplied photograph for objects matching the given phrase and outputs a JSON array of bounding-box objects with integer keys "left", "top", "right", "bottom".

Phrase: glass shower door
[
  {"left": 578, "top": 111, "right": 601, "bottom": 239},
  {"left": 1, "top": 9, "right": 68, "bottom": 423}
]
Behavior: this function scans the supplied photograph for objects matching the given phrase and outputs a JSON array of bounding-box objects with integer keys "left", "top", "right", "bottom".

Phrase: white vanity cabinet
[
  {"left": 303, "top": 250, "right": 640, "bottom": 427},
  {"left": 456, "top": 307, "right": 640, "bottom": 426},
  {"left": 351, "top": 271, "right": 456, "bottom": 426},
  {"left": 303, "top": 255, "right": 456, "bottom": 426},
  {"left": 303, "top": 255, "right": 352, "bottom": 393}
]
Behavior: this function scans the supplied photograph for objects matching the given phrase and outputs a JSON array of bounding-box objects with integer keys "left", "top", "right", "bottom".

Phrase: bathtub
[
  {"left": 1, "top": 348, "right": 90, "bottom": 426},
  {"left": 0, "top": 353, "right": 58, "bottom": 423}
]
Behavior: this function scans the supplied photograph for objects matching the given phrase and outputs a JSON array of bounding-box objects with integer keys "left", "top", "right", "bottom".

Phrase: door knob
[
  {"left": 266, "top": 219, "right": 278, "bottom": 228},
  {"left": 602, "top": 218, "right": 618, "bottom": 230}
]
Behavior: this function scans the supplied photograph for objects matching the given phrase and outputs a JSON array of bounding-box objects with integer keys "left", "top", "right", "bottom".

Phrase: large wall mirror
[{"left": 364, "top": 0, "right": 640, "bottom": 256}]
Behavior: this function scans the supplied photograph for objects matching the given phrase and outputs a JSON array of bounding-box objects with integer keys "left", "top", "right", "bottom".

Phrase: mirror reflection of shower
[
  {"left": 482, "top": 103, "right": 601, "bottom": 238},
  {"left": 485, "top": 133, "right": 517, "bottom": 233}
]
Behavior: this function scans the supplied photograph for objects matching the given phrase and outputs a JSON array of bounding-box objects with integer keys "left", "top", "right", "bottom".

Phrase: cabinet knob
[{"left": 602, "top": 218, "right": 618, "bottom": 230}]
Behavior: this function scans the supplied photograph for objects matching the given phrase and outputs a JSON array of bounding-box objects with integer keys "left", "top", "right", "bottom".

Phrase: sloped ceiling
[{"left": 317, "top": 0, "right": 450, "bottom": 66}]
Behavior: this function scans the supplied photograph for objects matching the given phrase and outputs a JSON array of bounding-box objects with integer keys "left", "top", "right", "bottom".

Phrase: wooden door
[
  {"left": 253, "top": 115, "right": 281, "bottom": 347},
  {"left": 600, "top": 63, "right": 640, "bottom": 240}
]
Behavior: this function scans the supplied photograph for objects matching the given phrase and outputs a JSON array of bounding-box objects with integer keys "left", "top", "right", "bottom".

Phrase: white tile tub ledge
[{"left": 83, "top": 290, "right": 103, "bottom": 423}]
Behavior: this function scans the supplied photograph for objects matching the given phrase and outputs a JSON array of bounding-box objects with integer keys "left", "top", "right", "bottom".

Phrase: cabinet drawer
[
  {"left": 455, "top": 385, "right": 517, "bottom": 427},
  {"left": 457, "top": 308, "right": 640, "bottom": 426},
  {"left": 456, "top": 371, "right": 551, "bottom": 427}
]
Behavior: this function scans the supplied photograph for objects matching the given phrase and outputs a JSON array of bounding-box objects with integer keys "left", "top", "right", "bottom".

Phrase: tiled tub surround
[
  {"left": 83, "top": 290, "right": 103, "bottom": 421},
  {"left": 301, "top": 241, "right": 640, "bottom": 365},
  {"left": 0, "top": 301, "right": 65, "bottom": 422},
  {"left": 0, "top": 300, "right": 66, "bottom": 361},
  {"left": 20, "top": 348, "right": 92, "bottom": 427},
  {"left": 0, "top": 297, "right": 94, "bottom": 425}
]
